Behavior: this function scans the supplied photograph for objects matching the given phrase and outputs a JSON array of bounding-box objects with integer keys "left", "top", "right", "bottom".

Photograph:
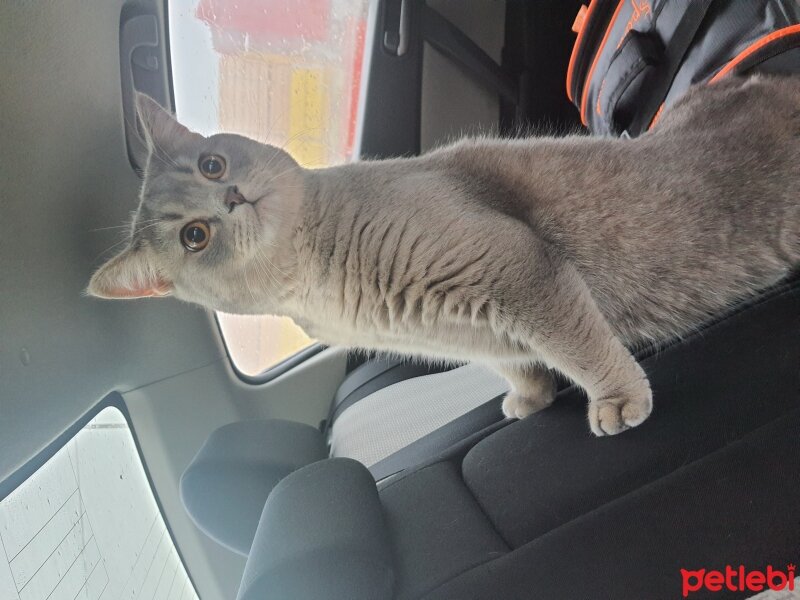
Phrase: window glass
[
  {"left": 168, "top": 0, "right": 369, "bottom": 376},
  {"left": 0, "top": 407, "right": 198, "bottom": 600}
]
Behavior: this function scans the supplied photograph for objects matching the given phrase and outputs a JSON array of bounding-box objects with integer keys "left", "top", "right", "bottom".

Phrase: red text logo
[{"left": 681, "top": 565, "right": 795, "bottom": 597}]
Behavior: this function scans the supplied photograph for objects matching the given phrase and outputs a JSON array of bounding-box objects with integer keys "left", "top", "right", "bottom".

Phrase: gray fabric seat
[
  {"left": 181, "top": 363, "right": 509, "bottom": 556},
  {"left": 325, "top": 358, "right": 455, "bottom": 429},
  {"left": 236, "top": 458, "right": 394, "bottom": 600},
  {"left": 329, "top": 364, "right": 508, "bottom": 465}
]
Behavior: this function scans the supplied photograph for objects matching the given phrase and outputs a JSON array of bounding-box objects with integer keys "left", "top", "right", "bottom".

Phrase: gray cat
[{"left": 88, "top": 75, "right": 799, "bottom": 436}]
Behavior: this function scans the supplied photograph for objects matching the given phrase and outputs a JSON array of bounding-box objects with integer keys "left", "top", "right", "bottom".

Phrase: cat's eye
[
  {"left": 198, "top": 155, "right": 226, "bottom": 179},
  {"left": 180, "top": 221, "right": 210, "bottom": 252}
]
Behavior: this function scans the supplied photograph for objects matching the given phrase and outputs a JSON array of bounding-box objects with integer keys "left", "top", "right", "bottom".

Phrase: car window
[
  {"left": 0, "top": 407, "right": 198, "bottom": 600},
  {"left": 168, "top": 0, "right": 369, "bottom": 376}
]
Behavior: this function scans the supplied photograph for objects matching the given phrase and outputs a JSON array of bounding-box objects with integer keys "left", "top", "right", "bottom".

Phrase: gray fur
[{"left": 89, "top": 76, "right": 800, "bottom": 435}]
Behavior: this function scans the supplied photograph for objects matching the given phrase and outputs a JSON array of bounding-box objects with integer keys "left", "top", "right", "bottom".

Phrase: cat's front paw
[
  {"left": 502, "top": 390, "right": 555, "bottom": 420},
  {"left": 588, "top": 392, "right": 652, "bottom": 436}
]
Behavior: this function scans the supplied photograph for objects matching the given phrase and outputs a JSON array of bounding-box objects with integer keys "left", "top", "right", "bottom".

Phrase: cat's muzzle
[{"left": 224, "top": 185, "right": 248, "bottom": 213}]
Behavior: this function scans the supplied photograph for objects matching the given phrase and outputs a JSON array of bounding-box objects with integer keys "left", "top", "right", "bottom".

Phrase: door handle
[
  {"left": 119, "top": 7, "right": 171, "bottom": 173},
  {"left": 383, "top": 0, "right": 411, "bottom": 56}
]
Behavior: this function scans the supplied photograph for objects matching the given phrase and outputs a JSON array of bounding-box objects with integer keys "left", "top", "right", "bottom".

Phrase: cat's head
[{"left": 87, "top": 93, "right": 304, "bottom": 313}]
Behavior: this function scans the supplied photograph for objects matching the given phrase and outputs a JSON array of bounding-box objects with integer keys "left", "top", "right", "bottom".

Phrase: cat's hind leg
[{"left": 494, "top": 362, "right": 557, "bottom": 419}]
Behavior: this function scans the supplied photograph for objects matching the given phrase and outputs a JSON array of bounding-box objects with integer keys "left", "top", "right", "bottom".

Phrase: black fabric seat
[
  {"left": 426, "top": 411, "right": 800, "bottom": 600},
  {"left": 234, "top": 272, "right": 800, "bottom": 600}
]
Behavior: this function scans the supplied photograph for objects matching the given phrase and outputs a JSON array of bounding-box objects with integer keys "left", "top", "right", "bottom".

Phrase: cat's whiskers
[
  {"left": 260, "top": 126, "right": 326, "bottom": 173},
  {"left": 256, "top": 252, "right": 283, "bottom": 287},
  {"left": 94, "top": 237, "right": 132, "bottom": 260},
  {"left": 151, "top": 152, "right": 180, "bottom": 170},
  {"left": 262, "top": 105, "right": 291, "bottom": 147},
  {"left": 93, "top": 221, "right": 163, "bottom": 259},
  {"left": 277, "top": 126, "right": 324, "bottom": 154},
  {"left": 123, "top": 114, "right": 183, "bottom": 170},
  {"left": 261, "top": 166, "right": 302, "bottom": 191},
  {"left": 130, "top": 221, "right": 163, "bottom": 237},
  {"left": 259, "top": 248, "right": 294, "bottom": 281},
  {"left": 234, "top": 221, "right": 258, "bottom": 305},
  {"left": 254, "top": 251, "right": 280, "bottom": 292},
  {"left": 260, "top": 147, "right": 286, "bottom": 175},
  {"left": 266, "top": 185, "right": 305, "bottom": 192},
  {"left": 150, "top": 138, "right": 182, "bottom": 170},
  {"left": 243, "top": 260, "right": 259, "bottom": 307},
  {"left": 89, "top": 224, "right": 137, "bottom": 233},
  {"left": 88, "top": 218, "right": 161, "bottom": 234},
  {"left": 242, "top": 216, "right": 275, "bottom": 289}
]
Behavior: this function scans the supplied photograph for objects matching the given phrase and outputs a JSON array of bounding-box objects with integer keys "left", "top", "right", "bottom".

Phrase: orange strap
[
  {"left": 566, "top": 1, "right": 598, "bottom": 102},
  {"left": 649, "top": 23, "right": 800, "bottom": 130},
  {"left": 580, "top": 0, "right": 627, "bottom": 125},
  {"left": 710, "top": 24, "right": 800, "bottom": 83},
  {"left": 647, "top": 102, "right": 665, "bottom": 131},
  {"left": 572, "top": 5, "right": 588, "bottom": 33}
]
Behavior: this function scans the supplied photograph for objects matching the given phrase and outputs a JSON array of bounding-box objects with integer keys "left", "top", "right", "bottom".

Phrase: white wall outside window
[{"left": 0, "top": 407, "right": 198, "bottom": 600}]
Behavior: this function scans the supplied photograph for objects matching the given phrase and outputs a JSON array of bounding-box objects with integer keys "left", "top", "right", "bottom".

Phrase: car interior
[{"left": 2, "top": 1, "right": 798, "bottom": 599}]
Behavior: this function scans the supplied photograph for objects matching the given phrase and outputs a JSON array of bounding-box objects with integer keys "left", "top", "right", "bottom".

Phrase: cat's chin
[
  {"left": 189, "top": 275, "right": 279, "bottom": 315},
  {"left": 252, "top": 190, "right": 299, "bottom": 229},
  {"left": 178, "top": 293, "right": 247, "bottom": 315},
  {"left": 251, "top": 201, "right": 289, "bottom": 249}
]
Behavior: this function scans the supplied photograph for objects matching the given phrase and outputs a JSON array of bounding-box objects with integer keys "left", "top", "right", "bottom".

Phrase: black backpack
[{"left": 566, "top": 0, "right": 800, "bottom": 136}]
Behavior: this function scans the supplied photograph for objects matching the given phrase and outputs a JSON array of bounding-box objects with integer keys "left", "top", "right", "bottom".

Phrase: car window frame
[{"left": 214, "top": 314, "right": 327, "bottom": 383}]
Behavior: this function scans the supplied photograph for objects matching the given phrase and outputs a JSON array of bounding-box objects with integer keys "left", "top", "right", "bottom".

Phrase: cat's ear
[
  {"left": 87, "top": 244, "right": 173, "bottom": 299},
  {"left": 135, "top": 92, "right": 201, "bottom": 154}
]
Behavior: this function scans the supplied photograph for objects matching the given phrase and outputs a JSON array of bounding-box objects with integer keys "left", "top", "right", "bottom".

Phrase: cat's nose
[{"left": 224, "top": 185, "right": 247, "bottom": 213}]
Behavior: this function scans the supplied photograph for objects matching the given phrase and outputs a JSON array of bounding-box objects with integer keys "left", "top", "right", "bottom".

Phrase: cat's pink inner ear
[
  {"left": 87, "top": 247, "right": 173, "bottom": 300},
  {"left": 101, "top": 279, "right": 173, "bottom": 299}
]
